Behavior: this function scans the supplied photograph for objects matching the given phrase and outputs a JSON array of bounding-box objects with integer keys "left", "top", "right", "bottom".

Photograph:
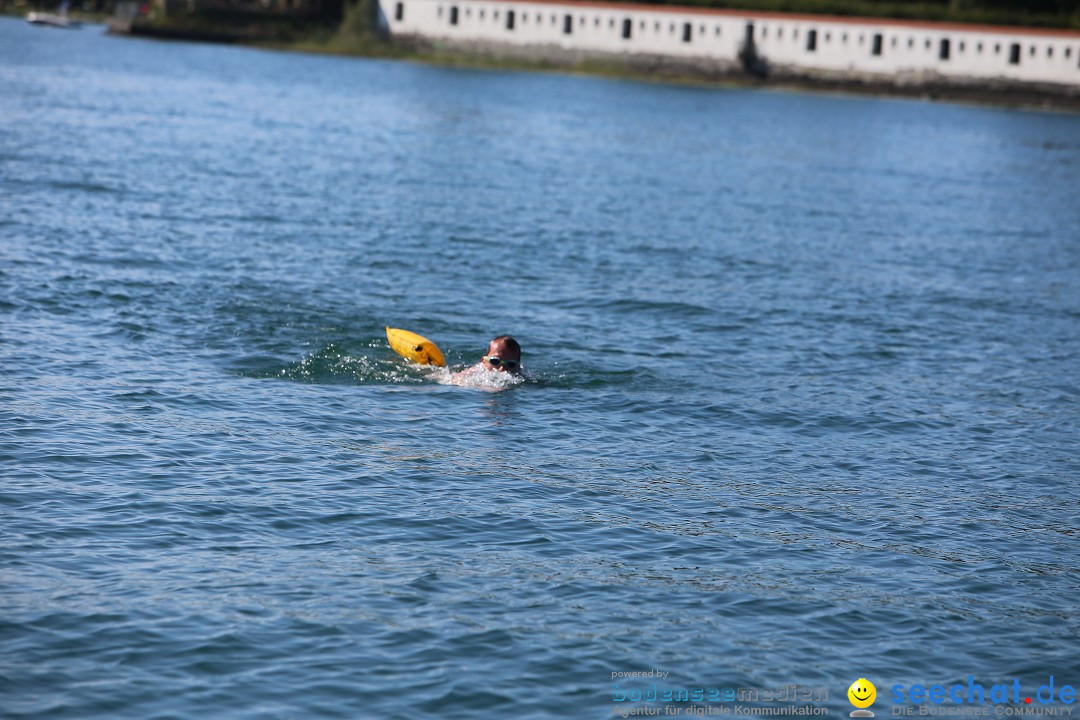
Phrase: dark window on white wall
[
  {"left": 394, "top": 1, "right": 402, "bottom": 20},
  {"left": 506, "top": 9, "right": 514, "bottom": 29},
  {"left": 449, "top": 5, "right": 458, "bottom": 25},
  {"left": 872, "top": 33, "right": 882, "bottom": 56},
  {"left": 939, "top": 38, "right": 950, "bottom": 60},
  {"left": 622, "top": 17, "right": 632, "bottom": 39},
  {"left": 563, "top": 14, "right": 572, "bottom": 34},
  {"left": 1009, "top": 43, "right": 1021, "bottom": 64},
  {"left": 807, "top": 29, "right": 817, "bottom": 51},
  {"left": 682, "top": 22, "right": 691, "bottom": 43}
]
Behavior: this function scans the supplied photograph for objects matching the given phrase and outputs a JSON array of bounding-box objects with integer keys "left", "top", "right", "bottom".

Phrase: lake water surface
[{"left": 2, "top": 17, "right": 1079, "bottom": 720}]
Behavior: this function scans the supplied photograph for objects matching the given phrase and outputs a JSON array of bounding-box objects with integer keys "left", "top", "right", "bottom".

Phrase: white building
[{"left": 380, "top": 0, "right": 1080, "bottom": 89}]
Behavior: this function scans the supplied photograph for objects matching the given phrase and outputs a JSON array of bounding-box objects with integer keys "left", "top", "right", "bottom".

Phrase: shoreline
[
  {"left": 394, "top": 37, "right": 1080, "bottom": 111},
  {"left": 113, "top": 17, "right": 1080, "bottom": 112}
]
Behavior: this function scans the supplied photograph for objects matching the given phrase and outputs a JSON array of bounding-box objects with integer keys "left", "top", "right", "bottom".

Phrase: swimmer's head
[{"left": 482, "top": 336, "right": 521, "bottom": 374}]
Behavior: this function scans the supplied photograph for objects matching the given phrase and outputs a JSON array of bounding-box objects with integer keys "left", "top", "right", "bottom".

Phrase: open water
[{"left": 2, "top": 16, "right": 1079, "bottom": 720}]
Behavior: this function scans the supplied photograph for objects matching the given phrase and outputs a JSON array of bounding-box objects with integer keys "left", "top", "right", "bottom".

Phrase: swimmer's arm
[{"left": 449, "top": 363, "right": 483, "bottom": 384}]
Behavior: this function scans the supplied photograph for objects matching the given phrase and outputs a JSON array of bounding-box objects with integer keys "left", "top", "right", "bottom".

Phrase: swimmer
[{"left": 450, "top": 335, "right": 522, "bottom": 384}]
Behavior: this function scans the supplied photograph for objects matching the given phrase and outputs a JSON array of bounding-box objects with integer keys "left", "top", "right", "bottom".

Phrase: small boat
[{"left": 26, "top": 2, "right": 83, "bottom": 28}]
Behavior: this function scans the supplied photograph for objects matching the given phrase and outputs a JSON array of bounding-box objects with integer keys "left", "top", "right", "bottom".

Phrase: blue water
[{"left": 2, "top": 16, "right": 1080, "bottom": 720}]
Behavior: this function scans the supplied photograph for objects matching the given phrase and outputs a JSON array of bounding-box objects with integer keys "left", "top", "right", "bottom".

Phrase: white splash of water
[{"left": 431, "top": 365, "right": 527, "bottom": 391}]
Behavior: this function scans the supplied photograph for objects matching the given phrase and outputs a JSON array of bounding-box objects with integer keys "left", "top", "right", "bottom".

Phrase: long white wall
[{"left": 382, "top": 0, "right": 1080, "bottom": 87}]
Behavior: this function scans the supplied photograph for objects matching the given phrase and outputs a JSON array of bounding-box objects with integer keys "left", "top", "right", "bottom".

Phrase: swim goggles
[{"left": 483, "top": 356, "right": 519, "bottom": 371}]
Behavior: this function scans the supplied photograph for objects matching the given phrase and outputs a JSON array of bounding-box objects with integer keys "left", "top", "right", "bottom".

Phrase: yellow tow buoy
[{"left": 385, "top": 326, "right": 446, "bottom": 367}]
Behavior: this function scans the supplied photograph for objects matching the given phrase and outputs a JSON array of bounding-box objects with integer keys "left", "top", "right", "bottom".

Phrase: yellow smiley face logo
[{"left": 848, "top": 679, "right": 877, "bottom": 708}]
